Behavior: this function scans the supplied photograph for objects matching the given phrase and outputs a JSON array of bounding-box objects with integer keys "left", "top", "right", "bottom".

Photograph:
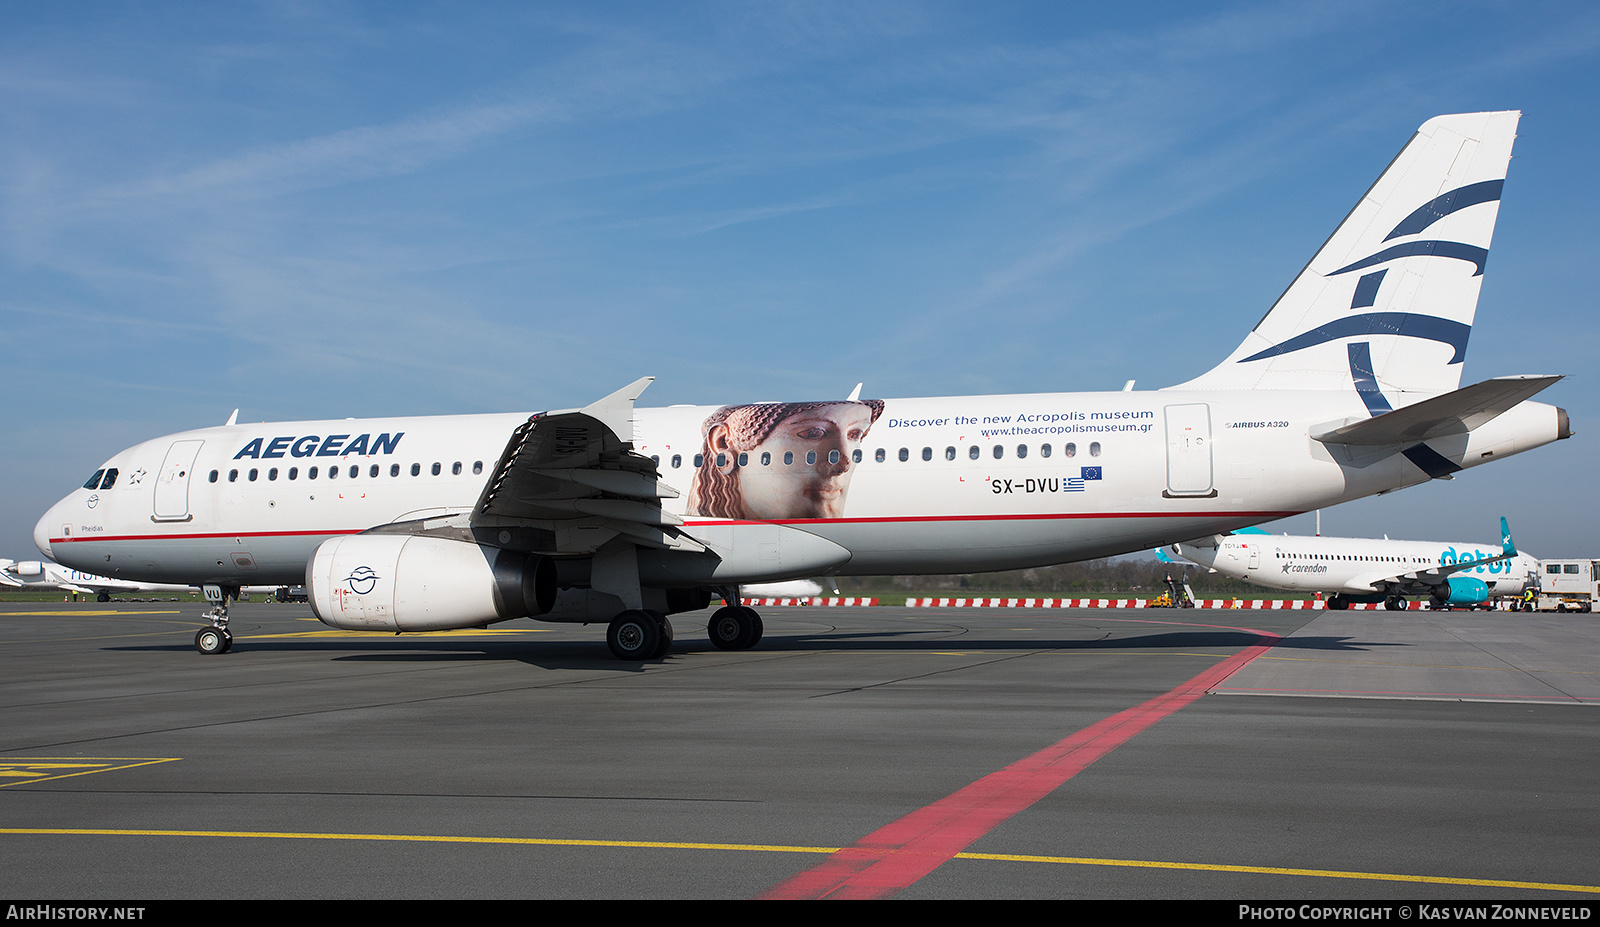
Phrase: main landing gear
[
  {"left": 606, "top": 609, "right": 674, "bottom": 661},
  {"left": 194, "top": 584, "right": 235, "bottom": 655},
  {"left": 601, "top": 603, "right": 766, "bottom": 661},
  {"left": 1384, "top": 595, "right": 1410, "bottom": 611},
  {"left": 707, "top": 605, "right": 764, "bottom": 651}
]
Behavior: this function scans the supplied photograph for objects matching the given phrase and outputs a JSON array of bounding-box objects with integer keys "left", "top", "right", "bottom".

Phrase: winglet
[
  {"left": 1501, "top": 517, "right": 1516, "bottom": 557},
  {"left": 579, "top": 377, "right": 655, "bottom": 444},
  {"left": 1155, "top": 546, "right": 1174, "bottom": 563}
]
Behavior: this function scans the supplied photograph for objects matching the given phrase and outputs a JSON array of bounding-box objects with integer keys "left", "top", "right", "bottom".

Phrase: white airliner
[
  {"left": 33, "top": 112, "right": 1570, "bottom": 658},
  {"left": 1158, "top": 518, "right": 1539, "bottom": 610},
  {"left": 0, "top": 558, "right": 287, "bottom": 602},
  {"left": 0, "top": 558, "right": 193, "bottom": 600}
]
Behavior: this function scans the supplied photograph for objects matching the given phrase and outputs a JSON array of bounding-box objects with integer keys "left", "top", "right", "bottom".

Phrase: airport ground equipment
[{"left": 1531, "top": 560, "right": 1598, "bottom": 612}]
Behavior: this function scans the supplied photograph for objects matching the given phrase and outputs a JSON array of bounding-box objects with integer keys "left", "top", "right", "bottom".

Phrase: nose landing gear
[{"left": 194, "top": 584, "right": 237, "bottom": 654}]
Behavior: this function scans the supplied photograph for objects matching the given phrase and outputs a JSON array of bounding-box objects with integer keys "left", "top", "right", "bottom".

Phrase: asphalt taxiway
[{"left": 0, "top": 601, "right": 1594, "bottom": 899}]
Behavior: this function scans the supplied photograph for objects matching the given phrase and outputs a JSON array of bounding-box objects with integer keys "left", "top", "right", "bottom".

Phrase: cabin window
[
  {"left": 268, "top": 468, "right": 278, "bottom": 481},
  {"left": 969, "top": 446, "right": 979, "bottom": 460},
  {"left": 328, "top": 466, "right": 338, "bottom": 480},
  {"left": 1016, "top": 445, "right": 1027, "bottom": 459},
  {"left": 308, "top": 466, "right": 318, "bottom": 480},
  {"left": 228, "top": 469, "right": 239, "bottom": 482},
  {"left": 671, "top": 454, "right": 682, "bottom": 469},
  {"left": 993, "top": 445, "right": 1003, "bottom": 459},
  {"left": 209, "top": 470, "right": 219, "bottom": 483},
  {"left": 806, "top": 451, "right": 817, "bottom": 465},
  {"left": 1064, "top": 443, "right": 1076, "bottom": 457},
  {"left": 1090, "top": 442, "right": 1101, "bottom": 457},
  {"left": 1041, "top": 444, "right": 1052, "bottom": 458},
  {"left": 431, "top": 462, "right": 441, "bottom": 476},
  {"left": 370, "top": 464, "right": 380, "bottom": 478},
  {"left": 716, "top": 453, "right": 727, "bottom": 468},
  {"left": 248, "top": 469, "right": 258, "bottom": 482},
  {"left": 945, "top": 446, "right": 956, "bottom": 461},
  {"left": 852, "top": 449, "right": 862, "bottom": 463},
  {"left": 898, "top": 448, "right": 909, "bottom": 462},
  {"left": 452, "top": 461, "right": 462, "bottom": 476},
  {"left": 289, "top": 467, "right": 298, "bottom": 480},
  {"left": 783, "top": 451, "right": 794, "bottom": 465},
  {"left": 737, "top": 453, "right": 748, "bottom": 467},
  {"left": 694, "top": 454, "right": 704, "bottom": 468},
  {"left": 348, "top": 465, "right": 359, "bottom": 479},
  {"left": 473, "top": 461, "right": 484, "bottom": 474},
  {"left": 829, "top": 450, "right": 840, "bottom": 464},
  {"left": 390, "top": 464, "right": 400, "bottom": 477},
  {"left": 921, "top": 447, "right": 932, "bottom": 461},
  {"left": 875, "top": 448, "right": 886, "bottom": 463}
]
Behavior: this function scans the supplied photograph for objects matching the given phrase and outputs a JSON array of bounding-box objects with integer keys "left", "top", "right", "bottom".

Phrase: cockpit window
[
  {"left": 99, "top": 469, "right": 119, "bottom": 490},
  {"left": 83, "top": 469, "right": 105, "bottom": 490}
]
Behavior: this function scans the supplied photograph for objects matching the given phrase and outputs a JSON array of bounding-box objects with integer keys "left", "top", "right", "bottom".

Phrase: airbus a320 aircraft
[
  {"left": 1159, "top": 518, "right": 1539, "bottom": 610},
  {"left": 34, "top": 112, "right": 1570, "bottom": 658}
]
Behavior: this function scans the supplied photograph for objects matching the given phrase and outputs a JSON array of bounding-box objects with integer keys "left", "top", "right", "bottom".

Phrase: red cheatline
[{"left": 760, "top": 631, "right": 1280, "bottom": 900}]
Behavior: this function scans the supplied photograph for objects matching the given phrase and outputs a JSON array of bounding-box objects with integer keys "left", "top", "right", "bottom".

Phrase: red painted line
[{"left": 760, "top": 628, "right": 1281, "bottom": 900}]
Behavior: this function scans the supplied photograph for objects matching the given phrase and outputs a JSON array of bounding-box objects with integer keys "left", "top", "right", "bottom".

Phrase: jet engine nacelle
[
  {"left": 6, "top": 560, "right": 44, "bottom": 577},
  {"left": 1436, "top": 575, "right": 1489, "bottom": 606},
  {"left": 307, "top": 535, "right": 556, "bottom": 632}
]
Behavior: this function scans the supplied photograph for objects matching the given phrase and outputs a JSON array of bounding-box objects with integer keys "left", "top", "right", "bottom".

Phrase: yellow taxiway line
[{"left": 1, "top": 827, "right": 1595, "bottom": 894}]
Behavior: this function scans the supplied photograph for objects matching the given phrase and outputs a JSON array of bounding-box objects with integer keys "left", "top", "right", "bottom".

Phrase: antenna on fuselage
[
  {"left": 224, "top": 409, "right": 238, "bottom": 427},
  {"left": 846, "top": 383, "right": 863, "bottom": 401}
]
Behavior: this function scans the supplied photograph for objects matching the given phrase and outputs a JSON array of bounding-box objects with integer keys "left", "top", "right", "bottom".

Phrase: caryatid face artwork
[{"left": 687, "top": 400, "right": 884, "bottom": 520}]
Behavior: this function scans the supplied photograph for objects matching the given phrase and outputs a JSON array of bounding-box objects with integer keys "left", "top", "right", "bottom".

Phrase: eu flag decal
[{"left": 1081, "top": 466, "right": 1102, "bottom": 481}]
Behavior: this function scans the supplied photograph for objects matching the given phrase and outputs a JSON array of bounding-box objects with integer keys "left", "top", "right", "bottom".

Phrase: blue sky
[{"left": 4, "top": 1, "right": 1597, "bottom": 560}]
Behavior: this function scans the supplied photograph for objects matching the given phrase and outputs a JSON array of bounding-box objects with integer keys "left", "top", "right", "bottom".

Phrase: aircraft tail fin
[
  {"left": 1173, "top": 112, "right": 1520, "bottom": 397},
  {"left": 1500, "top": 517, "right": 1515, "bottom": 558}
]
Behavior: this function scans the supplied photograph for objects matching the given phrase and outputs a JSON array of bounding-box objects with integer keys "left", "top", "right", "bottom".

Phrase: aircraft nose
[{"left": 33, "top": 506, "right": 54, "bottom": 559}]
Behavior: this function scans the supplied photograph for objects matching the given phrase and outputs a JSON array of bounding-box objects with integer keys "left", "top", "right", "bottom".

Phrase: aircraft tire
[
  {"left": 96, "top": 592, "right": 110, "bottom": 603},
  {"left": 648, "top": 611, "right": 673, "bottom": 659},
  {"left": 607, "top": 610, "right": 662, "bottom": 661},
  {"left": 195, "top": 627, "right": 228, "bottom": 655},
  {"left": 708, "top": 606, "right": 752, "bottom": 650},
  {"left": 1326, "top": 595, "right": 1348, "bottom": 610},
  {"left": 738, "top": 607, "right": 764, "bottom": 647}
]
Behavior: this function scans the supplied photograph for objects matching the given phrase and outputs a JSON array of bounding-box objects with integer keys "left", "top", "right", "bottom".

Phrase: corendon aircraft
[
  {"left": 35, "top": 112, "right": 1570, "bottom": 658},
  {"left": 1159, "top": 518, "right": 1541, "bottom": 610}
]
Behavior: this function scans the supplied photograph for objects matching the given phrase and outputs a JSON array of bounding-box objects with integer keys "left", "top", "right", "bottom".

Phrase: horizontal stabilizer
[{"left": 1312, "top": 375, "right": 1561, "bottom": 446}]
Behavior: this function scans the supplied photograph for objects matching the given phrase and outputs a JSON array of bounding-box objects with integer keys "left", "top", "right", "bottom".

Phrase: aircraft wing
[
  {"left": 462, "top": 378, "right": 706, "bottom": 556},
  {"left": 1313, "top": 375, "right": 1562, "bottom": 446}
]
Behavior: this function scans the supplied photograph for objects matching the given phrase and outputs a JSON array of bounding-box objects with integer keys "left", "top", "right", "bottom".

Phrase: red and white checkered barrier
[
  {"left": 740, "top": 597, "right": 880, "bottom": 607},
  {"left": 903, "top": 597, "right": 1336, "bottom": 609}
]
